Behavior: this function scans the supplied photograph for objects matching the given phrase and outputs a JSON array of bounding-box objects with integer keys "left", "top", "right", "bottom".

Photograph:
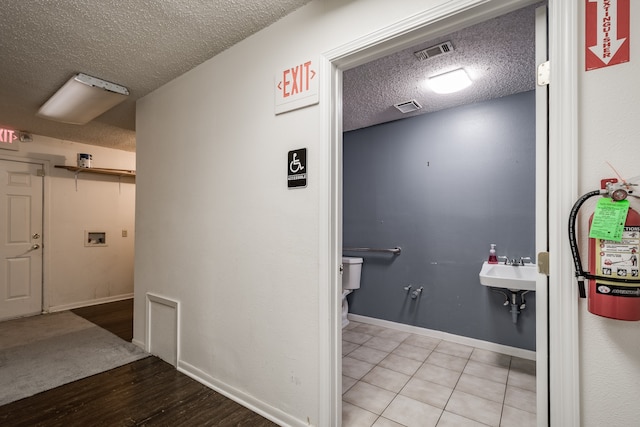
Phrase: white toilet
[{"left": 341, "top": 257, "right": 363, "bottom": 328}]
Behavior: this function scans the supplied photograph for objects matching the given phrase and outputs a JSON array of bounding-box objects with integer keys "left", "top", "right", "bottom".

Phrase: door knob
[{"left": 31, "top": 244, "right": 40, "bottom": 250}]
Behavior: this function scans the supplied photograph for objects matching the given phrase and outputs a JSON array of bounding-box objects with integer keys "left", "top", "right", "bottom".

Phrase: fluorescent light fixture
[
  {"left": 427, "top": 68, "right": 472, "bottom": 94},
  {"left": 37, "top": 73, "right": 129, "bottom": 125}
]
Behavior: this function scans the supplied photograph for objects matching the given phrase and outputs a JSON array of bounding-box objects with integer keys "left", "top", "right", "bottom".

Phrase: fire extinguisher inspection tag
[{"left": 589, "top": 198, "right": 629, "bottom": 241}]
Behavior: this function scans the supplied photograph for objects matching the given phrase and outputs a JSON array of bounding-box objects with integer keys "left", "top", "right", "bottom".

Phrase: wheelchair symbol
[{"left": 289, "top": 153, "right": 305, "bottom": 173}]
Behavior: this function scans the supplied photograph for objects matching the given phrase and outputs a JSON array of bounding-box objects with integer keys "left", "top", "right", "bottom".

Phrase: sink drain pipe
[
  {"left": 509, "top": 292, "right": 520, "bottom": 324},
  {"left": 492, "top": 289, "right": 529, "bottom": 324}
]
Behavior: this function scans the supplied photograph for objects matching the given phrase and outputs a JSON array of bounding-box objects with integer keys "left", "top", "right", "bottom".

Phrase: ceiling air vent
[
  {"left": 394, "top": 99, "right": 422, "bottom": 114},
  {"left": 414, "top": 41, "right": 454, "bottom": 61}
]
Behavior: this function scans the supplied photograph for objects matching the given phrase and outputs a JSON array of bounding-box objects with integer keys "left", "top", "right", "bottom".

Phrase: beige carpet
[{"left": 0, "top": 311, "right": 148, "bottom": 405}]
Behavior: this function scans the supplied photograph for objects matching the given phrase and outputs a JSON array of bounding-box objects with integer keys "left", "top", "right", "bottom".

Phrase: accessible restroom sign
[
  {"left": 287, "top": 148, "right": 307, "bottom": 188},
  {"left": 275, "top": 58, "right": 319, "bottom": 114}
]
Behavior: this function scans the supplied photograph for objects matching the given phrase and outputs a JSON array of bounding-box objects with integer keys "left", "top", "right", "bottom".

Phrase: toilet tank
[{"left": 342, "top": 257, "right": 363, "bottom": 290}]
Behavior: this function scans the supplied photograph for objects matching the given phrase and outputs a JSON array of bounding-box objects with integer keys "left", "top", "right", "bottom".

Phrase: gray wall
[{"left": 343, "top": 91, "right": 536, "bottom": 350}]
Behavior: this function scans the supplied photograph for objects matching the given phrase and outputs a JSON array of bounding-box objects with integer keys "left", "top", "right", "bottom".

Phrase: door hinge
[
  {"left": 537, "top": 251, "right": 549, "bottom": 276},
  {"left": 537, "top": 61, "right": 550, "bottom": 86}
]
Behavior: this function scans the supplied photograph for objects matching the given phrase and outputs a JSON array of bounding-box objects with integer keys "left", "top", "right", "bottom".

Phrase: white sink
[{"left": 479, "top": 261, "right": 538, "bottom": 291}]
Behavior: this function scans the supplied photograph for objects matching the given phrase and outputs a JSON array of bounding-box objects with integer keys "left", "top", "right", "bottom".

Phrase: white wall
[
  {"left": 135, "top": 1, "right": 472, "bottom": 424},
  {"left": 578, "top": 2, "right": 640, "bottom": 425},
  {"left": 1, "top": 135, "right": 136, "bottom": 311}
]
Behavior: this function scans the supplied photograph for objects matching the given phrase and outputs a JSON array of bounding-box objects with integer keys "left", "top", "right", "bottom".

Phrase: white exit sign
[
  {"left": 0, "top": 128, "right": 20, "bottom": 151},
  {"left": 275, "top": 58, "right": 319, "bottom": 114}
]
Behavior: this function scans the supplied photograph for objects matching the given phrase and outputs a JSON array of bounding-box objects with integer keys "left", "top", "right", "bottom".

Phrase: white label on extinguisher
[
  {"left": 595, "top": 283, "right": 640, "bottom": 297},
  {"left": 597, "top": 227, "right": 640, "bottom": 278}
]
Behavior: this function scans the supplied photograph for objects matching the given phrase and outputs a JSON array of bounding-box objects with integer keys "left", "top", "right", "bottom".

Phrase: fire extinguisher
[{"left": 569, "top": 177, "right": 640, "bottom": 321}]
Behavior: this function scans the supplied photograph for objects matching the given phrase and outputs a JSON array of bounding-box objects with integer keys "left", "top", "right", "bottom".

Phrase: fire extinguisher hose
[{"left": 568, "top": 190, "right": 601, "bottom": 298}]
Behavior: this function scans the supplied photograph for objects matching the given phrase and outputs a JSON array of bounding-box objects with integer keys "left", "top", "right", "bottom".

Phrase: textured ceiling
[
  {"left": 343, "top": 4, "right": 539, "bottom": 132},
  {"left": 0, "top": 1, "right": 539, "bottom": 152},
  {"left": 0, "top": 0, "right": 312, "bottom": 151}
]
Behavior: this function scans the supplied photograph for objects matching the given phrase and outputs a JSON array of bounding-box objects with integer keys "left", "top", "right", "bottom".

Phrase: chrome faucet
[
  {"left": 498, "top": 256, "right": 531, "bottom": 266},
  {"left": 519, "top": 256, "right": 532, "bottom": 265}
]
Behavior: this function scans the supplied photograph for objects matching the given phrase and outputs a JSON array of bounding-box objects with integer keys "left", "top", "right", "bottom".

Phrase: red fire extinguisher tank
[{"left": 589, "top": 207, "right": 640, "bottom": 320}]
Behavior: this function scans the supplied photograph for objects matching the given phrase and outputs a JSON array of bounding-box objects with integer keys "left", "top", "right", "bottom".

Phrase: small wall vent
[
  {"left": 394, "top": 99, "right": 422, "bottom": 114},
  {"left": 414, "top": 41, "right": 454, "bottom": 61}
]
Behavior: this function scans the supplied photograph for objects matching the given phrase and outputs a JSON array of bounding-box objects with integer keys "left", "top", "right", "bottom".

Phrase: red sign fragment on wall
[{"left": 586, "top": 0, "right": 630, "bottom": 71}]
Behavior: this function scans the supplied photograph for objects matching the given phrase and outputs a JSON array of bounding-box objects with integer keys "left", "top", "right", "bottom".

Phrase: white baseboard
[
  {"left": 48, "top": 293, "right": 134, "bottom": 313},
  {"left": 348, "top": 314, "right": 536, "bottom": 361},
  {"left": 177, "top": 359, "right": 307, "bottom": 427}
]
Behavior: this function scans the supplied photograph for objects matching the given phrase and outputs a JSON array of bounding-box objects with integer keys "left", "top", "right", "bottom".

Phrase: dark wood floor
[
  {"left": 72, "top": 298, "right": 134, "bottom": 341},
  {"left": 0, "top": 300, "right": 278, "bottom": 427}
]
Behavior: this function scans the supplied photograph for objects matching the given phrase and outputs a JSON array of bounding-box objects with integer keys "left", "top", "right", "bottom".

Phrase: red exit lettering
[
  {"left": 279, "top": 61, "right": 316, "bottom": 98},
  {"left": 0, "top": 128, "right": 18, "bottom": 144}
]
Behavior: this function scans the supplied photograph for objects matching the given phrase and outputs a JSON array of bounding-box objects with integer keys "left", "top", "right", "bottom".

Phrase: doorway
[
  {"left": 0, "top": 158, "right": 44, "bottom": 320},
  {"left": 322, "top": 1, "right": 554, "bottom": 425}
]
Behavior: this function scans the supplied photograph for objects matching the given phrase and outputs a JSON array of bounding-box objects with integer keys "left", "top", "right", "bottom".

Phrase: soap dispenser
[{"left": 488, "top": 244, "right": 498, "bottom": 264}]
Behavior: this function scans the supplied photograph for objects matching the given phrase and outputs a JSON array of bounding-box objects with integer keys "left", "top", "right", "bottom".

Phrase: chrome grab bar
[{"left": 343, "top": 247, "right": 402, "bottom": 255}]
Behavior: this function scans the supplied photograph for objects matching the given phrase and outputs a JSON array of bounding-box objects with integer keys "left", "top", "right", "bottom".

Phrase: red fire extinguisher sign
[{"left": 589, "top": 208, "right": 640, "bottom": 320}]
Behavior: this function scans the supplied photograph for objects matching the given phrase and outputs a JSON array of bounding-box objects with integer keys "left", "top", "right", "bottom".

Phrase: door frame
[
  {"left": 0, "top": 153, "right": 51, "bottom": 316},
  {"left": 318, "top": 0, "right": 579, "bottom": 425}
]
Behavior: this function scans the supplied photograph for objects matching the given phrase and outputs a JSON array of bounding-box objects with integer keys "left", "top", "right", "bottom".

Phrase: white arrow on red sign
[
  {"left": 588, "top": 0, "right": 626, "bottom": 64},
  {"left": 586, "top": 0, "right": 630, "bottom": 70}
]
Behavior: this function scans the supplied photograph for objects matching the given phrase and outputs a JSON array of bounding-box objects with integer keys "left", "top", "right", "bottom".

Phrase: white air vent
[
  {"left": 414, "top": 41, "right": 454, "bottom": 61},
  {"left": 394, "top": 99, "right": 422, "bottom": 114}
]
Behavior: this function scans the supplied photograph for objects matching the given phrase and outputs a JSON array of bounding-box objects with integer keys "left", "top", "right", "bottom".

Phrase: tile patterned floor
[{"left": 342, "top": 321, "right": 536, "bottom": 427}]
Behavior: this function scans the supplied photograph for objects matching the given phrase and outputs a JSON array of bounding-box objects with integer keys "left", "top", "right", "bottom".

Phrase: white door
[{"left": 0, "top": 159, "right": 43, "bottom": 320}]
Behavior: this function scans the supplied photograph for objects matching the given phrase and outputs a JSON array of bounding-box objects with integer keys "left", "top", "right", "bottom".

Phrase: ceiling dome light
[
  {"left": 427, "top": 68, "right": 472, "bottom": 94},
  {"left": 37, "top": 73, "right": 129, "bottom": 125}
]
